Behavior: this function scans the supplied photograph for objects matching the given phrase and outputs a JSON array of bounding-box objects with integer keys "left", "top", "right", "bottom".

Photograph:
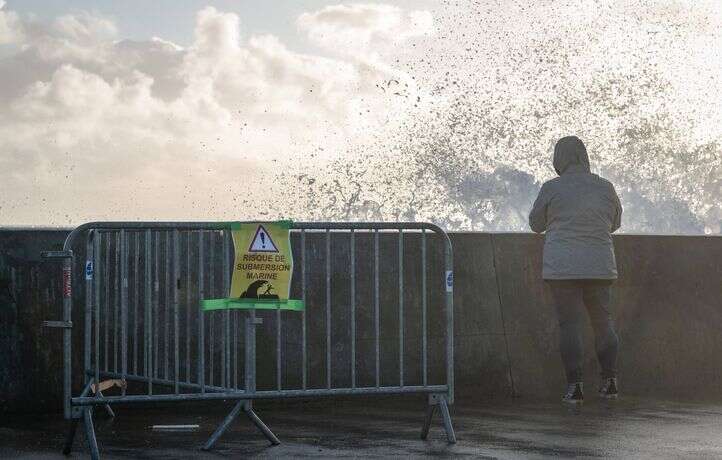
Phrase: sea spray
[{"left": 273, "top": 0, "right": 721, "bottom": 234}]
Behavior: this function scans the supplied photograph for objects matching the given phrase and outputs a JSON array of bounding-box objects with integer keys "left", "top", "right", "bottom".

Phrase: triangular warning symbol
[{"left": 248, "top": 225, "right": 279, "bottom": 253}]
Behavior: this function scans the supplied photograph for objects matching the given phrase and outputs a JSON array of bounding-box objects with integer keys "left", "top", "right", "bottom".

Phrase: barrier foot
[
  {"left": 421, "top": 394, "right": 456, "bottom": 444},
  {"left": 83, "top": 407, "right": 100, "bottom": 460},
  {"left": 62, "top": 419, "right": 79, "bottom": 455},
  {"left": 243, "top": 401, "right": 281, "bottom": 445},
  {"left": 202, "top": 400, "right": 244, "bottom": 451}
]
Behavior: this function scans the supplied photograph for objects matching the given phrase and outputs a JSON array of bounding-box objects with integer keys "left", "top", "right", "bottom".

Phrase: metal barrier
[{"left": 43, "top": 221, "right": 455, "bottom": 458}]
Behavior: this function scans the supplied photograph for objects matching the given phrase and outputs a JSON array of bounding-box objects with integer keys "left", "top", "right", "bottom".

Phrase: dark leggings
[{"left": 548, "top": 280, "right": 619, "bottom": 383}]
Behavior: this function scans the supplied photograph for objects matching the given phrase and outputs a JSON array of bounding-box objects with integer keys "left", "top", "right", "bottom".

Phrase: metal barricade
[{"left": 42, "top": 221, "right": 455, "bottom": 458}]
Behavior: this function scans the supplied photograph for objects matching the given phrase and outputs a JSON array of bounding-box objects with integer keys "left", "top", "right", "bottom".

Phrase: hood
[{"left": 553, "top": 136, "right": 590, "bottom": 175}]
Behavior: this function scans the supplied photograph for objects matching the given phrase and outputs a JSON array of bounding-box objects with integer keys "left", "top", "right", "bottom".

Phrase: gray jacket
[{"left": 529, "top": 142, "right": 622, "bottom": 280}]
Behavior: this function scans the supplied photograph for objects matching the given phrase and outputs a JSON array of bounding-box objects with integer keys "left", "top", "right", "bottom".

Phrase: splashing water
[{"left": 274, "top": 0, "right": 721, "bottom": 234}]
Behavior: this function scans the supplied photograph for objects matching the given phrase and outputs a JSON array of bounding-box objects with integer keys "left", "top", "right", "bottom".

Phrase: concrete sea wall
[{"left": 1, "top": 228, "right": 720, "bottom": 413}]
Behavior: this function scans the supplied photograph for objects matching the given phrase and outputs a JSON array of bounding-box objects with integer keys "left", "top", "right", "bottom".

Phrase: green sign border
[{"left": 201, "top": 298, "right": 305, "bottom": 312}]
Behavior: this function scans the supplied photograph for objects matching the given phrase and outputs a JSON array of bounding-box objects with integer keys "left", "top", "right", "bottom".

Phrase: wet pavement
[{"left": 2, "top": 397, "right": 721, "bottom": 459}]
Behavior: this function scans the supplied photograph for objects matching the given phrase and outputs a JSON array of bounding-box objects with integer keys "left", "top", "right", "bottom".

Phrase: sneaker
[
  {"left": 562, "top": 382, "right": 584, "bottom": 404},
  {"left": 598, "top": 377, "right": 619, "bottom": 399}
]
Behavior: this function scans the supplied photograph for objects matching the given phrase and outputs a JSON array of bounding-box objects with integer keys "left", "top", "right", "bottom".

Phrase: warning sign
[
  {"left": 202, "top": 221, "right": 303, "bottom": 311},
  {"left": 248, "top": 225, "right": 278, "bottom": 253},
  {"left": 231, "top": 222, "right": 291, "bottom": 298}
]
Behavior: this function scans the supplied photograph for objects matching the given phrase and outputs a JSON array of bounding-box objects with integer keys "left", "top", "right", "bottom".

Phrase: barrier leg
[
  {"left": 98, "top": 391, "right": 115, "bottom": 418},
  {"left": 62, "top": 419, "right": 79, "bottom": 455},
  {"left": 420, "top": 404, "right": 436, "bottom": 440},
  {"left": 421, "top": 394, "right": 456, "bottom": 444},
  {"left": 438, "top": 397, "right": 457, "bottom": 444},
  {"left": 243, "top": 401, "right": 281, "bottom": 445},
  {"left": 83, "top": 407, "right": 100, "bottom": 460},
  {"left": 202, "top": 400, "right": 244, "bottom": 451}
]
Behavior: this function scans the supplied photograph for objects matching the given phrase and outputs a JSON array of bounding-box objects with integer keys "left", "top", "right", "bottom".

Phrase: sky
[
  {"left": 0, "top": 1, "right": 720, "bottom": 232},
  {"left": 4, "top": 0, "right": 435, "bottom": 49}
]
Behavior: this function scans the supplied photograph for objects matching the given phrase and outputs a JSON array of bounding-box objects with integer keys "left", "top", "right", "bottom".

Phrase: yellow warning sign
[
  {"left": 202, "top": 221, "right": 303, "bottom": 311},
  {"left": 230, "top": 222, "right": 292, "bottom": 299}
]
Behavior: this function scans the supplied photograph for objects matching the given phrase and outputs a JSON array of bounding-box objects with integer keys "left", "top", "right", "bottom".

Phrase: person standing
[{"left": 529, "top": 136, "right": 623, "bottom": 404}]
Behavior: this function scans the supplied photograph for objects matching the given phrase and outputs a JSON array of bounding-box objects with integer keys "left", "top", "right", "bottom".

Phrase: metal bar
[
  {"left": 84, "top": 233, "right": 93, "bottom": 387},
  {"left": 65, "top": 221, "right": 445, "bottom": 235},
  {"left": 202, "top": 400, "right": 243, "bottom": 450},
  {"left": 73, "top": 384, "right": 450, "bottom": 405},
  {"left": 94, "top": 232, "right": 101, "bottom": 398},
  {"left": 399, "top": 229, "right": 404, "bottom": 387},
  {"left": 198, "top": 231, "right": 205, "bottom": 393},
  {"left": 62, "top": 255, "right": 73, "bottom": 420},
  {"left": 186, "top": 232, "right": 191, "bottom": 383},
  {"left": 164, "top": 232, "right": 170, "bottom": 380},
  {"left": 243, "top": 402, "right": 281, "bottom": 445},
  {"left": 350, "top": 229, "right": 356, "bottom": 389},
  {"left": 78, "top": 379, "right": 94, "bottom": 398},
  {"left": 301, "top": 229, "right": 307, "bottom": 390},
  {"left": 43, "top": 320, "right": 73, "bottom": 328},
  {"left": 245, "top": 312, "right": 255, "bottom": 393},
  {"left": 120, "top": 230, "right": 128, "bottom": 397},
  {"left": 144, "top": 230, "right": 152, "bottom": 395},
  {"left": 41, "top": 250, "right": 73, "bottom": 258},
  {"left": 153, "top": 233, "right": 160, "bottom": 380},
  {"left": 90, "top": 370, "right": 243, "bottom": 394},
  {"left": 420, "top": 404, "right": 436, "bottom": 440},
  {"left": 233, "top": 309, "right": 238, "bottom": 390},
  {"left": 325, "top": 229, "right": 331, "bottom": 389},
  {"left": 94, "top": 390, "right": 115, "bottom": 418},
  {"left": 223, "top": 231, "right": 229, "bottom": 389},
  {"left": 133, "top": 233, "right": 139, "bottom": 375},
  {"left": 276, "top": 301, "right": 281, "bottom": 390},
  {"left": 444, "top": 235, "right": 455, "bottom": 404},
  {"left": 374, "top": 229, "right": 380, "bottom": 388},
  {"left": 83, "top": 408, "right": 100, "bottom": 460},
  {"left": 439, "top": 397, "right": 457, "bottom": 443},
  {"left": 173, "top": 229, "right": 180, "bottom": 394},
  {"left": 114, "top": 232, "right": 119, "bottom": 373},
  {"left": 104, "top": 236, "right": 110, "bottom": 372},
  {"left": 276, "top": 230, "right": 282, "bottom": 390},
  {"left": 422, "top": 229, "right": 427, "bottom": 386},
  {"left": 209, "top": 232, "right": 215, "bottom": 387}
]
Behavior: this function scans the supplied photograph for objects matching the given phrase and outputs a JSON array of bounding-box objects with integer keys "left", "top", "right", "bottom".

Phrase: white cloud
[
  {"left": 297, "top": 3, "right": 433, "bottom": 56},
  {"left": 0, "top": 4, "right": 427, "bottom": 225},
  {"left": 0, "top": 0, "right": 23, "bottom": 44},
  {"left": 52, "top": 11, "right": 117, "bottom": 43}
]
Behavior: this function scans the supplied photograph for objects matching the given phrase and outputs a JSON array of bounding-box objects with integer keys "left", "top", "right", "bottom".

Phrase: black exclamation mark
[{"left": 261, "top": 232, "right": 266, "bottom": 249}]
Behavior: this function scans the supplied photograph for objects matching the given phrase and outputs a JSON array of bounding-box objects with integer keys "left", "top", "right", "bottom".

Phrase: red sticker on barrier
[{"left": 63, "top": 266, "right": 72, "bottom": 298}]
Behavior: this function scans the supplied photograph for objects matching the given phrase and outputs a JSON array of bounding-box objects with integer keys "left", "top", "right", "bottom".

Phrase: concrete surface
[
  {"left": 1, "top": 398, "right": 721, "bottom": 458},
  {"left": 2, "top": 229, "right": 722, "bottom": 414}
]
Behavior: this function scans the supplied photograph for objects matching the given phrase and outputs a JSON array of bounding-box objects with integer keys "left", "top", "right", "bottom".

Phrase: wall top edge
[{"left": 0, "top": 227, "right": 720, "bottom": 238}]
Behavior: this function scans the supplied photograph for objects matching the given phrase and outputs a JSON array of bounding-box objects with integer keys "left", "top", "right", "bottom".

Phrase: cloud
[
  {"left": 52, "top": 10, "right": 117, "bottom": 43},
  {"left": 0, "top": 4, "right": 426, "bottom": 225},
  {"left": 297, "top": 3, "right": 433, "bottom": 56},
  {"left": 0, "top": 0, "right": 23, "bottom": 44}
]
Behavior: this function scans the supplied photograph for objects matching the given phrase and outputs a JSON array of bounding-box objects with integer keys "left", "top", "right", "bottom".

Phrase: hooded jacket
[{"left": 529, "top": 137, "right": 622, "bottom": 279}]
